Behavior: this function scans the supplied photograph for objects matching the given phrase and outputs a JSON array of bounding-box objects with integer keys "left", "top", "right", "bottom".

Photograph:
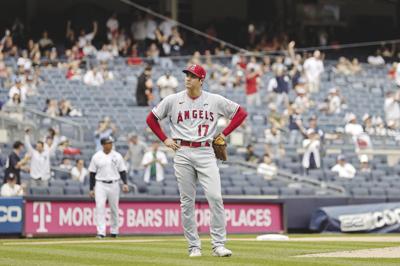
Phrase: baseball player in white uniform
[
  {"left": 146, "top": 64, "right": 247, "bottom": 257},
  {"left": 88, "top": 136, "right": 129, "bottom": 238}
]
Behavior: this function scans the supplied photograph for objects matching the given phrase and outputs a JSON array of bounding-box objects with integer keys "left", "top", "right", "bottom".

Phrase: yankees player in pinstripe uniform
[
  {"left": 89, "top": 136, "right": 129, "bottom": 238},
  {"left": 146, "top": 64, "right": 247, "bottom": 257}
]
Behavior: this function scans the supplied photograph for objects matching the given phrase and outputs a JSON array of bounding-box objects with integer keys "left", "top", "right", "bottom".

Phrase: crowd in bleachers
[{"left": 1, "top": 14, "right": 400, "bottom": 198}]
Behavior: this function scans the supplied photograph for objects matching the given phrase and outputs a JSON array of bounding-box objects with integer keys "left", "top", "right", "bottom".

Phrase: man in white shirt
[
  {"left": 257, "top": 154, "right": 277, "bottom": 180},
  {"left": 71, "top": 159, "right": 88, "bottom": 183},
  {"left": 88, "top": 136, "right": 129, "bottom": 238},
  {"left": 328, "top": 87, "right": 342, "bottom": 114},
  {"left": 345, "top": 113, "right": 364, "bottom": 137},
  {"left": 78, "top": 21, "right": 98, "bottom": 48},
  {"left": 1, "top": 173, "right": 23, "bottom": 197},
  {"left": 9, "top": 78, "right": 27, "bottom": 102},
  {"left": 141, "top": 141, "right": 168, "bottom": 183},
  {"left": 144, "top": 14, "right": 157, "bottom": 44},
  {"left": 124, "top": 133, "right": 147, "bottom": 175},
  {"left": 331, "top": 155, "right": 356, "bottom": 178},
  {"left": 83, "top": 67, "right": 104, "bottom": 86},
  {"left": 303, "top": 50, "right": 324, "bottom": 93},
  {"left": 106, "top": 13, "right": 119, "bottom": 41},
  {"left": 159, "top": 12, "right": 177, "bottom": 38},
  {"left": 25, "top": 128, "right": 60, "bottom": 186},
  {"left": 156, "top": 71, "right": 178, "bottom": 100},
  {"left": 384, "top": 91, "right": 400, "bottom": 128}
]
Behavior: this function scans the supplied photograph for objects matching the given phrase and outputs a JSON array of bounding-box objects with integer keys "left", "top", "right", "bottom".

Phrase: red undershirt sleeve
[
  {"left": 146, "top": 112, "right": 168, "bottom": 142},
  {"left": 222, "top": 106, "right": 248, "bottom": 136}
]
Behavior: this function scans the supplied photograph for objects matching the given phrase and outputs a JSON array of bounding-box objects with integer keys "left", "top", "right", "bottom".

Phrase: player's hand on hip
[
  {"left": 164, "top": 138, "right": 180, "bottom": 151},
  {"left": 122, "top": 184, "right": 129, "bottom": 193},
  {"left": 89, "top": 190, "right": 95, "bottom": 198}
]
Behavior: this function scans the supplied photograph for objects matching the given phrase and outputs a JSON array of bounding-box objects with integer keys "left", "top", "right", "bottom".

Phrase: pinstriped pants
[{"left": 174, "top": 146, "right": 226, "bottom": 251}]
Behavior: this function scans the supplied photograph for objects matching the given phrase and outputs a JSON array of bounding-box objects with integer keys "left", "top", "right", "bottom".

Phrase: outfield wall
[{"left": 1, "top": 196, "right": 285, "bottom": 237}]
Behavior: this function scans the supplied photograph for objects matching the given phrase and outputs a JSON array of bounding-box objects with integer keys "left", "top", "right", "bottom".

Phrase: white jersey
[
  {"left": 152, "top": 90, "right": 239, "bottom": 142},
  {"left": 88, "top": 150, "right": 127, "bottom": 181}
]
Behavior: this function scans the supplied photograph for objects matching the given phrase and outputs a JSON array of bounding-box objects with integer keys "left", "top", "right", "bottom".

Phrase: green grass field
[{"left": 1, "top": 234, "right": 400, "bottom": 266}]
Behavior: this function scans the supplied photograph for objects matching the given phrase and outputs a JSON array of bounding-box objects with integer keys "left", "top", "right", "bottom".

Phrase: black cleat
[
  {"left": 110, "top": 234, "right": 118, "bottom": 238},
  {"left": 96, "top": 234, "right": 105, "bottom": 239}
]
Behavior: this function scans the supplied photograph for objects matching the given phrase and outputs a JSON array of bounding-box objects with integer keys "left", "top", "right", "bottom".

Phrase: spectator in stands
[
  {"left": 359, "top": 154, "right": 371, "bottom": 173},
  {"left": 65, "top": 21, "right": 76, "bottom": 50},
  {"left": 96, "top": 44, "right": 114, "bottom": 62},
  {"left": 327, "top": 87, "right": 343, "bottom": 114},
  {"left": 331, "top": 155, "right": 356, "bottom": 179},
  {"left": 245, "top": 67, "right": 261, "bottom": 107},
  {"left": 83, "top": 67, "right": 104, "bottom": 86},
  {"left": 288, "top": 105, "right": 304, "bottom": 145},
  {"left": 131, "top": 13, "right": 146, "bottom": 55},
  {"left": 303, "top": 50, "right": 324, "bottom": 93},
  {"left": 367, "top": 49, "right": 385, "bottom": 66},
  {"left": 124, "top": 133, "right": 147, "bottom": 176},
  {"left": 159, "top": 12, "right": 177, "bottom": 39},
  {"left": 345, "top": 113, "right": 364, "bottom": 137},
  {"left": 146, "top": 43, "right": 160, "bottom": 64},
  {"left": 4, "top": 141, "right": 29, "bottom": 185},
  {"left": 363, "top": 114, "right": 375, "bottom": 135},
  {"left": 94, "top": 117, "right": 117, "bottom": 151},
  {"left": 265, "top": 127, "right": 283, "bottom": 160},
  {"left": 168, "top": 26, "right": 184, "bottom": 56},
  {"left": 106, "top": 13, "right": 119, "bottom": 41},
  {"left": 244, "top": 144, "right": 259, "bottom": 163},
  {"left": 38, "top": 30, "right": 54, "bottom": 52},
  {"left": 1, "top": 173, "right": 23, "bottom": 197},
  {"left": 136, "top": 65, "right": 153, "bottom": 106},
  {"left": 8, "top": 77, "right": 27, "bottom": 102},
  {"left": 65, "top": 62, "right": 82, "bottom": 80},
  {"left": 384, "top": 91, "right": 400, "bottom": 128},
  {"left": 268, "top": 103, "right": 285, "bottom": 130},
  {"left": 257, "top": 154, "right": 277, "bottom": 180},
  {"left": 5, "top": 93, "right": 23, "bottom": 108},
  {"left": 141, "top": 141, "right": 168, "bottom": 184},
  {"left": 99, "top": 63, "right": 114, "bottom": 81},
  {"left": 302, "top": 128, "right": 321, "bottom": 174},
  {"left": 294, "top": 87, "right": 311, "bottom": 113},
  {"left": 349, "top": 58, "right": 362, "bottom": 74},
  {"left": 156, "top": 71, "right": 178, "bottom": 100},
  {"left": 78, "top": 21, "right": 98, "bottom": 48},
  {"left": 308, "top": 116, "right": 324, "bottom": 140},
  {"left": 70, "top": 159, "right": 88, "bottom": 183},
  {"left": 267, "top": 68, "right": 290, "bottom": 109},
  {"left": 335, "top": 57, "right": 351, "bottom": 75},
  {"left": 44, "top": 98, "right": 59, "bottom": 117},
  {"left": 144, "top": 14, "right": 157, "bottom": 47},
  {"left": 59, "top": 158, "right": 73, "bottom": 170},
  {"left": 25, "top": 128, "right": 60, "bottom": 186}
]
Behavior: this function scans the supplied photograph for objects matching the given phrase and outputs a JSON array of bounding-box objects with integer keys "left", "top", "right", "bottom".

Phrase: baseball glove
[{"left": 212, "top": 134, "right": 227, "bottom": 161}]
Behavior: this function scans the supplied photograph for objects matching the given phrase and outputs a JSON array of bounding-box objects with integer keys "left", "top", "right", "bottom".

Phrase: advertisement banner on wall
[
  {"left": 24, "top": 201, "right": 283, "bottom": 236},
  {"left": 0, "top": 197, "right": 23, "bottom": 234},
  {"left": 310, "top": 202, "right": 400, "bottom": 233}
]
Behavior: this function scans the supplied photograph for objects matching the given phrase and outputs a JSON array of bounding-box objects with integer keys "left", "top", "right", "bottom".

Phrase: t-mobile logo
[{"left": 32, "top": 202, "right": 52, "bottom": 233}]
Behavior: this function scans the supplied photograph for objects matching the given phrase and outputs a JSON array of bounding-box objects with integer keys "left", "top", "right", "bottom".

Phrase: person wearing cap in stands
[
  {"left": 331, "top": 154, "right": 356, "bottom": 178},
  {"left": 302, "top": 128, "right": 321, "bottom": 174},
  {"left": 156, "top": 70, "right": 178, "bottom": 100},
  {"left": 1, "top": 173, "right": 24, "bottom": 197},
  {"left": 359, "top": 154, "right": 371, "bottom": 173},
  {"left": 88, "top": 136, "right": 129, "bottom": 239}
]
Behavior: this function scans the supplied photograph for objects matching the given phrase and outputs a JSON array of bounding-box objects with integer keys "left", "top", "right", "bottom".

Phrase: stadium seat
[
  {"left": 64, "top": 187, "right": 82, "bottom": 195},
  {"left": 30, "top": 187, "right": 49, "bottom": 195},
  {"left": 163, "top": 187, "right": 178, "bottom": 196},
  {"left": 261, "top": 187, "right": 279, "bottom": 196},
  {"left": 225, "top": 187, "right": 243, "bottom": 195},
  {"left": 243, "top": 187, "right": 261, "bottom": 195},
  {"left": 147, "top": 186, "right": 163, "bottom": 195},
  {"left": 48, "top": 187, "right": 64, "bottom": 195}
]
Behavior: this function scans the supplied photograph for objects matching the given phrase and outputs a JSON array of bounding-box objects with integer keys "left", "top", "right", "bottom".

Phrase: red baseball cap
[{"left": 182, "top": 64, "right": 206, "bottom": 80}]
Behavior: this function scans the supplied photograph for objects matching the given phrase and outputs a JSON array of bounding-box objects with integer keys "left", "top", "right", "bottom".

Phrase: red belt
[{"left": 174, "top": 139, "right": 210, "bottom": 148}]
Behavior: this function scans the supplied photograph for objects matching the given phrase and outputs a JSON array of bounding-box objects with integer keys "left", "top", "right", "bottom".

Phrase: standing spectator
[
  {"left": 25, "top": 128, "right": 60, "bottom": 186},
  {"left": 303, "top": 50, "right": 324, "bottom": 93},
  {"left": 331, "top": 155, "right": 356, "bottom": 179},
  {"left": 141, "top": 141, "right": 168, "bottom": 183},
  {"left": 384, "top": 91, "right": 400, "bottom": 128},
  {"left": 302, "top": 128, "right": 321, "bottom": 174},
  {"left": 327, "top": 87, "right": 342, "bottom": 114},
  {"left": 144, "top": 14, "right": 157, "bottom": 47},
  {"left": 1, "top": 173, "right": 23, "bottom": 197},
  {"left": 345, "top": 113, "right": 364, "bottom": 137},
  {"left": 288, "top": 106, "right": 304, "bottom": 145},
  {"left": 257, "top": 154, "right": 277, "bottom": 180},
  {"left": 65, "top": 21, "right": 76, "bottom": 50},
  {"left": 167, "top": 27, "right": 184, "bottom": 56},
  {"left": 4, "top": 141, "right": 29, "bottom": 184},
  {"left": 156, "top": 71, "right": 178, "bottom": 100},
  {"left": 136, "top": 65, "right": 153, "bottom": 106},
  {"left": 78, "top": 21, "right": 98, "bottom": 48},
  {"left": 94, "top": 117, "right": 117, "bottom": 151},
  {"left": 159, "top": 12, "right": 177, "bottom": 39},
  {"left": 267, "top": 68, "right": 290, "bottom": 109},
  {"left": 131, "top": 13, "right": 146, "bottom": 55},
  {"left": 245, "top": 68, "right": 261, "bottom": 107},
  {"left": 294, "top": 88, "right": 311, "bottom": 113},
  {"left": 71, "top": 159, "right": 88, "bottom": 183},
  {"left": 264, "top": 127, "right": 283, "bottom": 160},
  {"left": 124, "top": 133, "right": 147, "bottom": 175},
  {"left": 106, "top": 13, "right": 119, "bottom": 41},
  {"left": 38, "top": 31, "right": 54, "bottom": 52}
]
